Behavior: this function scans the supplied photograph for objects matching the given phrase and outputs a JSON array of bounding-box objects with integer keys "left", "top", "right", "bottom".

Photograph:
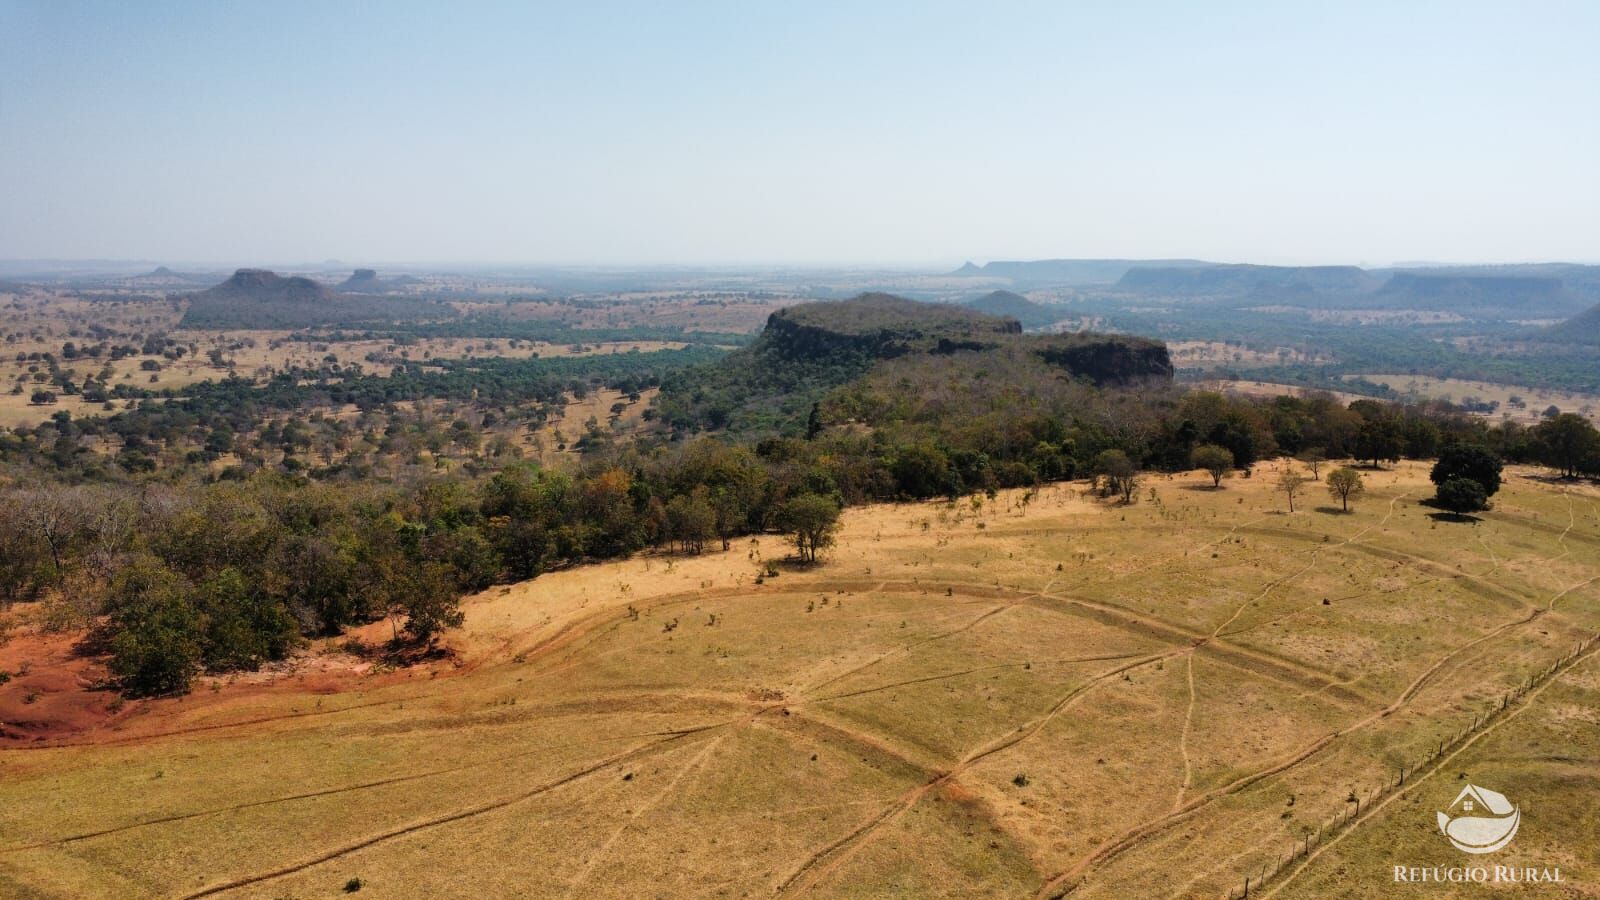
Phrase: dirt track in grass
[{"left": 2, "top": 461, "right": 1597, "bottom": 897}]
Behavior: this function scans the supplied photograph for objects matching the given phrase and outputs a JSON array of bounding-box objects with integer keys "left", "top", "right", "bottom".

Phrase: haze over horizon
[{"left": 2, "top": 1, "right": 1597, "bottom": 267}]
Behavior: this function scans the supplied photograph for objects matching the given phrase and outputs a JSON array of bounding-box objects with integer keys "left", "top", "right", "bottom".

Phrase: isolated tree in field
[
  {"left": 1093, "top": 449, "right": 1139, "bottom": 503},
  {"left": 1277, "top": 468, "right": 1308, "bottom": 512},
  {"left": 1430, "top": 444, "right": 1502, "bottom": 502},
  {"left": 776, "top": 493, "right": 841, "bottom": 564},
  {"left": 1191, "top": 444, "right": 1234, "bottom": 488},
  {"left": 1326, "top": 466, "right": 1365, "bottom": 512},
  {"left": 1435, "top": 477, "right": 1489, "bottom": 515},
  {"left": 1296, "top": 448, "right": 1327, "bottom": 480}
]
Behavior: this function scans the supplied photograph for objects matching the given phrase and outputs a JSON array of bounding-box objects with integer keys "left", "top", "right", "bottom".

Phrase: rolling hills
[{"left": 1544, "top": 302, "right": 1600, "bottom": 345}]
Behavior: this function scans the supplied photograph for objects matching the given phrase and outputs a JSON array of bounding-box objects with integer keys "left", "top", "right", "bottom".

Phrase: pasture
[{"left": 1, "top": 461, "right": 1597, "bottom": 897}]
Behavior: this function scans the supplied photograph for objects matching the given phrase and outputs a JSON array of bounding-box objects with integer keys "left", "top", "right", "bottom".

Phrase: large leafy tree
[
  {"left": 1532, "top": 413, "right": 1600, "bottom": 478},
  {"left": 1436, "top": 477, "right": 1489, "bottom": 515},
  {"left": 1430, "top": 444, "right": 1502, "bottom": 499}
]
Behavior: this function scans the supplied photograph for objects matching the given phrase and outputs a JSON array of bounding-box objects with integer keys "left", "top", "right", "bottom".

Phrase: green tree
[
  {"left": 1326, "top": 466, "right": 1365, "bottom": 512},
  {"left": 776, "top": 493, "right": 842, "bottom": 564},
  {"left": 665, "top": 488, "right": 717, "bottom": 554},
  {"left": 1430, "top": 444, "right": 1502, "bottom": 499},
  {"left": 387, "top": 562, "right": 464, "bottom": 646},
  {"left": 195, "top": 567, "right": 300, "bottom": 672},
  {"left": 1190, "top": 444, "right": 1234, "bottom": 488},
  {"left": 1354, "top": 419, "right": 1402, "bottom": 467},
  {"left": 1435, "top": 477, "right": 1489, "bottom": 515},
  {"left": 1532, "top": 413, "right": 1600, "bottom": 479},
  {"left": 1093, "top": 449, "right": 1138, "bottom": 503},
  {"left": 891, "top": 443, "right": 954, "bottom": 500},
  {"left": 105, "top": 561, "right": 202, "bottom": 696}
]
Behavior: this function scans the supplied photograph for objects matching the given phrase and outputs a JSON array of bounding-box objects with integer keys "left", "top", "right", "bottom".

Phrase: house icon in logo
[{"left": 1437, "top": 785, "right": 1520, "bottom": 854}]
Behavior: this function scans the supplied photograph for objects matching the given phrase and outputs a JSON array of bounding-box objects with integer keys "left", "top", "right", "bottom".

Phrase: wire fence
[{"left": 1225, "top": 630, "right": 1600, "bottom": 899}]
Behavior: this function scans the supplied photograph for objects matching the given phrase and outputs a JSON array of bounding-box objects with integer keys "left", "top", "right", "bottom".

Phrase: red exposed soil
[
  {"left": 0, "top": 627, "right": 122, "bottom": 745},
  {"left": 0, "top": 615, "right": 456, "bottom": 749}
]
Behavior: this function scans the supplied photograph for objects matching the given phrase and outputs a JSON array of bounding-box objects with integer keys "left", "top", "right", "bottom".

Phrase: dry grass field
[
  {"left": 1194, "top": 380, "right": 1371, "bottom": 408},
  {"left": 1, "top": 462, "right": 1597, "bottom": 897},
  {"left": 1169, "top": 342, "right": 1328, "bottom": 369},
  {"left": 1351, "top": 375, "right": 1600, "bottom": 426}
]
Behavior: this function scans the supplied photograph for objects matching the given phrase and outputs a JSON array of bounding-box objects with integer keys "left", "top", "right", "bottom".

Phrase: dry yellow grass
[
  {"left": 0, "top": 462, "right": 1596, "bottom": 897},
  {"left": 1169, "top": 341, "right": 1328, "bottom": 369},
  {"left": 1353, "top": 374, "right": 1600, "bottom": 426}
]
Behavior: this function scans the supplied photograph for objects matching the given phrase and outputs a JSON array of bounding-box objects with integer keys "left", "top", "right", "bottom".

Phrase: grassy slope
[{"left": 0, "top": 464, "right": 1596, "bottom": 897}]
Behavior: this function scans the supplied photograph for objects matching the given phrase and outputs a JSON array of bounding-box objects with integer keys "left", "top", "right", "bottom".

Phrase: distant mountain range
[
  {"left": 1115, "top": 263, "right": 1379, "bottom": 296},
  {"left": 179, "top": 269, "right": 439, "bottom": 328},
  {"left": 950, "top": 258, "right": 1600, "bottom": 318},
  {"left": 950, "top": 258, "right": 1210, "bottom": 285}
]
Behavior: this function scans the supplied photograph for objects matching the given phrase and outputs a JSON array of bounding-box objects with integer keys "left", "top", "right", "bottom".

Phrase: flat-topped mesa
[
  {"left": 762, "top": 293, "right": 1021, "bottom": 360},
  {"left": 339, "top": 269, "right": 381, "bottom": 291},
  {"left": 209, "top": 268, "right": 332, "bottom": 299},
  {"left": 178, "top": 267, "right": 436, "bottom": 328},
  {"left": 1116, "top": 264, "right": 1375, "bottom": 295}
]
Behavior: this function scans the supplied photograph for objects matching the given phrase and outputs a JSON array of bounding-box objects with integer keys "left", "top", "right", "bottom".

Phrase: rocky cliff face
[
  {"left": 1033, "top": 335, "right": 1173, "bottom": 385},
  {"left": 757, "top": 294, "right": 1169, "bottom": 385}
]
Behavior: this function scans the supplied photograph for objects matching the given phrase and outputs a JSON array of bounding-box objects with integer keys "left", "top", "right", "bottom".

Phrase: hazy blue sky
[{"left": 2, "top": 1, "right": 1596, "bottom": 267}]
